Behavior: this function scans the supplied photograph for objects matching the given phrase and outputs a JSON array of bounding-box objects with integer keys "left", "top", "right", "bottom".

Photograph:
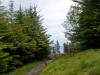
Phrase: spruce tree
[
  {"left": 0, "top": 0, "right": 12, "bottom": 73},
  {"left": 8, "top": 0, "right": 14, "bottom": 23},
  {"left": 55, "top": 40, "right": 60, "bottom": 52},
  {"left": 65, "top": 0, "right": 100, "bottom": 50},
  {"left": 74, "top": 0, "right": 100, "bottom": 49},
  {"left": 25, "top": 6, "right": 50, "bottom": 59},
  {"left": 0, "top": 1, "right": 50, "bottom": 73}
]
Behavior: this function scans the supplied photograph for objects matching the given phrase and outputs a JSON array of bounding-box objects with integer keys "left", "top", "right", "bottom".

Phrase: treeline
[
  {"left": 64, "top": 0, "right": 100, "bottom": 51},
  {"left": 0, "top": 0, "right": 50, "bottom": 74}
]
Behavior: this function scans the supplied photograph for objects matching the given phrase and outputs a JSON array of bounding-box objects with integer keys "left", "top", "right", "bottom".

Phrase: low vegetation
[
  {"left": 8, "top": 61, "right": 39, "bottom": 75},
  {"left": 38, "top": 49, "right": 100, "bottom": 75}
]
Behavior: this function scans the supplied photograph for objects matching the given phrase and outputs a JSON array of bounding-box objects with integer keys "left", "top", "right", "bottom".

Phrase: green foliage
[
  {"left": 0, "top": 59, "right": 9, "bottom": 73},
  {"left": 64, "top": 0, "right": 100, "bottom": 50},
  {"left": 0, "top": 0, "right": 50, "bottom": 74},
  {"left": 88, "top": 66, "right": 100, "bottom": 75}
]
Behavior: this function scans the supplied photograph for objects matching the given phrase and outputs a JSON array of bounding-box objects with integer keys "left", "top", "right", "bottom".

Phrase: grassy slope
[
  {"left": 8, "top": 61, "right": 40, "bottom": 75},
  {"left": 38, "top": 49, "right": 100, "bottom": 75}
]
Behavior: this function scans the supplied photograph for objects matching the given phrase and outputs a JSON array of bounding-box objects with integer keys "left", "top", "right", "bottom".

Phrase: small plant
[
  {"left": 80, "top": 61, "right": 88, "bottom": 70},
  {"left": 88, "top": 66, "right": 100, "bottom": 75}
]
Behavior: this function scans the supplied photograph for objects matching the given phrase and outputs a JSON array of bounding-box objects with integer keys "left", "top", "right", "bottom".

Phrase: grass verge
[
  {"left": 7, "top": 61, "right": 40, "bottom": 75},
  {"left": 38, "top": 49, "right": 100, "bottom": 75}
]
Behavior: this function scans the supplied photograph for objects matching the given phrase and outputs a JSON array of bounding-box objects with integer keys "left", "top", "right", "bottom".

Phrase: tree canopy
[
  {"left": 64, "top": 0, "right": 100, "bottom": 50},
  {"left": 0, "top": 0, "right": 50, "bottom": 74}
]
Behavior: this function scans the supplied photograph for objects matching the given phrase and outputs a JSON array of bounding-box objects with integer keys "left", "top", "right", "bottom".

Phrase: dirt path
[{"left": 25, "top": 60, "right": 52, "bottom": 75}]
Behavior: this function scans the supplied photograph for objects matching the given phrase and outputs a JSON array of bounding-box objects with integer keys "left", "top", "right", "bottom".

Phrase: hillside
[{"left": 38, "top": 49, "right": 100, "bottom": 75}]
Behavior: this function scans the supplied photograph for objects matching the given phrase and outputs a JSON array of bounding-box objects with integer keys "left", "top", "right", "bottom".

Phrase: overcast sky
[{"left": 3, "top": 0, "right": 72, "bottom": 52}]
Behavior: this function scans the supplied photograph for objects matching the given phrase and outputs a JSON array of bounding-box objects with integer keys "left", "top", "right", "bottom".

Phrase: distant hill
[{"left": 38, "top": 49, "right": 100, "bottom": 75}]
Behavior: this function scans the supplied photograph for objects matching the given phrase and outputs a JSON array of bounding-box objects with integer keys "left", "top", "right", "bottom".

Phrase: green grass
[
  {"left": 8, "top": 61, "right": 40, "bottom": 75},
  {"left": 38, "top": 49, "right": 100, "bottom": 75}
]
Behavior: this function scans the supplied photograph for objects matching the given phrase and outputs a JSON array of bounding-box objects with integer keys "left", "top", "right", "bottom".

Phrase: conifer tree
[
  {"left": 25, "top": 6, "right": 50, "bottom": 59},
  {"left": 0, "top": 0, "right": 12, "bottom": 73},
  {"left": 8, "top": 0, "right": 14, "bottom": 23},
  {"left": 64, "top": 0, "right": 100, "bottom": 50},
  {"left": 55, "top": 40, "right": 60, "bottom": 52},
  {"left": 0, "top": 0, "right": 50, "bottom": 73}
]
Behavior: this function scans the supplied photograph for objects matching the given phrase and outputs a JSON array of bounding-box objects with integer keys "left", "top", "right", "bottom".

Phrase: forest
[
  {"left": 0, "top": 0, "right": 50, "bottom": 74},
  {"left": 0, "top": 0, "right": 100, "bottom": 75}
]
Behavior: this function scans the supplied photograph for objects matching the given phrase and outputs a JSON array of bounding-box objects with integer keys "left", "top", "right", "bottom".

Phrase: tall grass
[{"left": 38, "top": 49, "right": 100, "bottom": 75}]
